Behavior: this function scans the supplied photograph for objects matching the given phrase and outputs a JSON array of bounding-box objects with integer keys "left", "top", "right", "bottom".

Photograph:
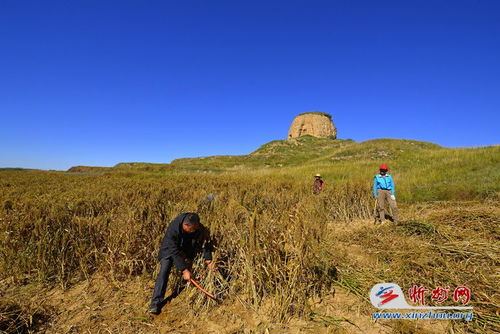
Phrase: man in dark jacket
[{"left": 148, "top": 212, "right": 214, "bottom": 314}]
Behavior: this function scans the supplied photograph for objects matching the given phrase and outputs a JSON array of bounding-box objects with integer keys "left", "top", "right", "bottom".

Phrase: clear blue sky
[{"left": 1, "top": 1, "right": 499, "bottom": 170}]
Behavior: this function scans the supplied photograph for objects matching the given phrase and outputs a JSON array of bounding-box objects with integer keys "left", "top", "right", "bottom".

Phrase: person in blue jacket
[
  {"left": 148, "top": 212, "right": 215, "bottom": 314},
  {"left": 373, "top": 165, "right": 399, "bottom": 224}
]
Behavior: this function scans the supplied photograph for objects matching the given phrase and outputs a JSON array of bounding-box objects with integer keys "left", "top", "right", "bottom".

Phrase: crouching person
[{"left": 148, "top": 212, "right": 215, "bottom": 314}]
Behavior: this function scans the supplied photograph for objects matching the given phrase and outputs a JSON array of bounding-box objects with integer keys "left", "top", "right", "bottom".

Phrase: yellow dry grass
[{"left": 0, "top": 169, "right": 498, "bottom": 333}]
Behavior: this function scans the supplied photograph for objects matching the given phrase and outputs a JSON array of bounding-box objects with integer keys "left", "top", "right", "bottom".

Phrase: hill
[
  {"left": 170, "top": 136, "right": 443, "bottom": 169},
  {"left": 70, "top": 137, "right": 499, "bottom": 203},
  {"left": 1, "top": 138, "right": 499, "bottom": 333},
  {"left": 170, "top": 136, "right": 354, "bottom": 170},
  {"left": 68, "top": 136, "right": 442, "bottom": 172}
]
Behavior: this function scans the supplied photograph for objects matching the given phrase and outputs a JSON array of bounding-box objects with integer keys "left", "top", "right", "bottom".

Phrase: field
[{"left": 1, "top": 137, "right": 499, "bottom": 333}]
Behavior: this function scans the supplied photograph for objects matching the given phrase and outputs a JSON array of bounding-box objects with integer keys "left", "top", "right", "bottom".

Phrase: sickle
[{"left": 189, "top": 278, "right": 217, "bottom": 301}]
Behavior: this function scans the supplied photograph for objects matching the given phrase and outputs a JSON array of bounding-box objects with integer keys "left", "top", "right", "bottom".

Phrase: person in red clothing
[{"left": 313, "top": 174, "right": 324, "bottom": 194}]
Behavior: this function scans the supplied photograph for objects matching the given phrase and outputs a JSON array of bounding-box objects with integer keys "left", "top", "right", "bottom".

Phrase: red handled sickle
[{"left": 189, "top": 278, "right": 217, "bottom": 301}]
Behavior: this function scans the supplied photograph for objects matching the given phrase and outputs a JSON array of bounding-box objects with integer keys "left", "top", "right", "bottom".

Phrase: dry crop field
[{"left": 0, "top": 140, "right": 499, "bottom": 333}]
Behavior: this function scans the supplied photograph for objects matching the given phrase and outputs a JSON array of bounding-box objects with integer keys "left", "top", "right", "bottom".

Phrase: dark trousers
[{"left": 151, "top": 257, "right": 173, "bottom": 307}]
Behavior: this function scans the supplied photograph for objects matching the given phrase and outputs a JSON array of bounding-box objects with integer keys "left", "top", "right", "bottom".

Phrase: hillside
[
  {"left": 170, "top": 136, "right": 354, "bottom": 170},
  {"left": 69, "top": 137, "right": 500, "bottom": 203},
  {"left": 171, "top": 136, "right": 443, "bottom": 170},
  {"left": 1, "top": 138, "right": 498, "bottom": 333},
  {"left": 67, "top": 137, "right": 444, "bottom": 172},
  {"left": 67, "top": 137, "right": 442, "bottom": 171}
]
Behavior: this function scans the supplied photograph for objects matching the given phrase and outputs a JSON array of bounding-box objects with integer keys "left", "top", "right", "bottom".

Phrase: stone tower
[{"left": 288, "top": 112, "right": 337, "bottom": 139}]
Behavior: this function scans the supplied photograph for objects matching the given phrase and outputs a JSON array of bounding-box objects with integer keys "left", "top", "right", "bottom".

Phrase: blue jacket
[{"left": 373, "top": 174, "right": 395, "bottom": 198}]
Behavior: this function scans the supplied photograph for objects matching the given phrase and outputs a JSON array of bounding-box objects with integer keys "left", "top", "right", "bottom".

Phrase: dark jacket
[{"left": 157, "top": 213, "right": 213, "bottom": 271}]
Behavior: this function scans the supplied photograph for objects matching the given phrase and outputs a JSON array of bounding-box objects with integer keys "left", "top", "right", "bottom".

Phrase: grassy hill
[
  {"left": 169, "top": 136, "right": 355, "bottom": 170},
  {"left": 170, "top": 136, "right": 443, "bottom": 170},
  {"left": 70, "top": 136, "right": 500, "bottom": 203},
  {"left": 1, "top": 137, "right": 499, "bottom": 333}
]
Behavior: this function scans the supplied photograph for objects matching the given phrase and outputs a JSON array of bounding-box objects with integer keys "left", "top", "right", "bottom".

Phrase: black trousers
[{"left": 151, "top": 257, "right": 173, "bottom": 307}]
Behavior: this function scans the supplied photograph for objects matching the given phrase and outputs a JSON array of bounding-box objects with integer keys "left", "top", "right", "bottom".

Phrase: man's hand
[
  {"left": 390, "top": 195, "right": 396, "bottom": 201},
  {"left": 205, "top": 260, "right": 216, "bottom": 271},
  {"left": 182, "top": 269, "right": 192, "bottom": 281}
]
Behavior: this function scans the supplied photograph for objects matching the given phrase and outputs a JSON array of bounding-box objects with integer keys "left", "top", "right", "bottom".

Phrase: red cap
[{"left": 379, "top": 164, "right": 389, "bottom": 170}]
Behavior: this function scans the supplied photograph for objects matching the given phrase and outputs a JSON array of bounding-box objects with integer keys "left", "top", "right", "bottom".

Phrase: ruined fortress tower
[{"left": 287, "top": 112, "right": 337, "bottom": 139}]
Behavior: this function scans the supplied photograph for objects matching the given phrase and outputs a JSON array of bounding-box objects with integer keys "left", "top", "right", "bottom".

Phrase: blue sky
[{"left": 1, "top": 1, "right": 499, "bottom": 170}]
